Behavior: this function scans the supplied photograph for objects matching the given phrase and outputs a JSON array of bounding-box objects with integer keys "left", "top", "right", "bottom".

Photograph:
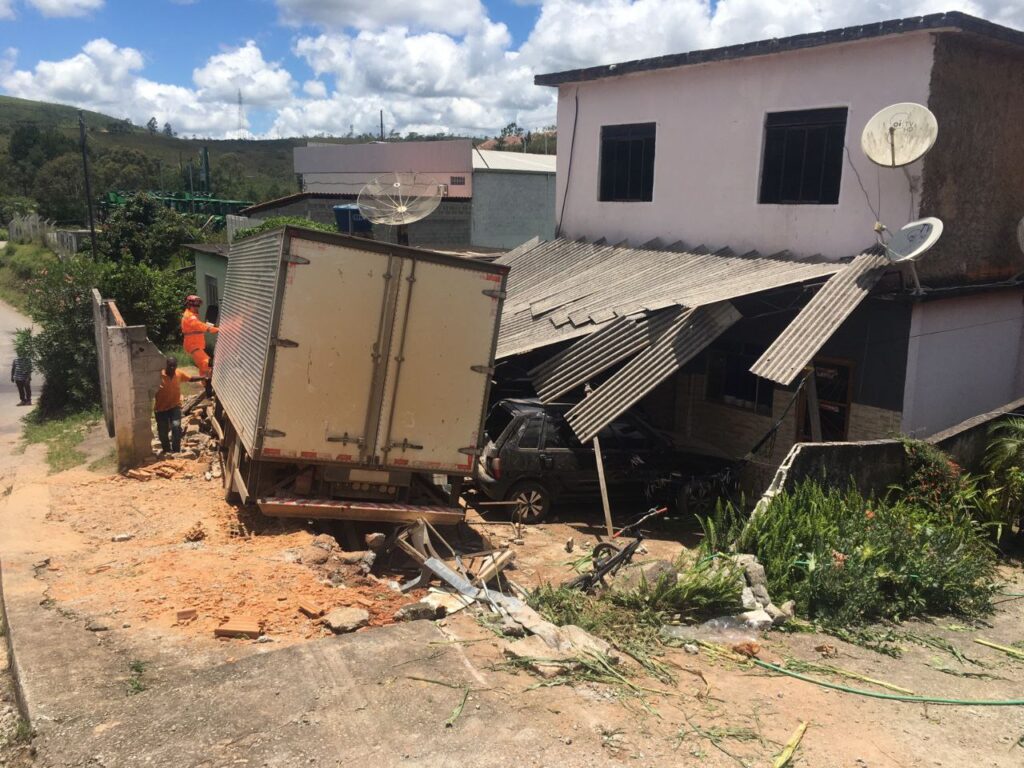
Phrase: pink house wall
[{"left": 554, "top": 32, "right": 936, "bottom": 260}]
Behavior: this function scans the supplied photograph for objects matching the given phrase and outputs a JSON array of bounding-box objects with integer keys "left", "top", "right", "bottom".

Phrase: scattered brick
[
  {"left": 298, "top": 601, "right": 324, "bottom": 619},
  {"left": 214, "top": 617, "right": 262, "bottom": 639},
  {"left": 176, "top": 608, "right": 198, "bottom": 623}
]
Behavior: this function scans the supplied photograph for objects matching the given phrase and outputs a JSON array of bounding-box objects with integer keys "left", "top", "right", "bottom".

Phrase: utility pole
[
  {"left": 187, "top": 161, "right": 195, "bottom": 213},
  {"left": 78, "top": 111, "right": 97, "bottom": 259},
  {"left": 380, "top": 109, "right": 384, "bottom": 141}
]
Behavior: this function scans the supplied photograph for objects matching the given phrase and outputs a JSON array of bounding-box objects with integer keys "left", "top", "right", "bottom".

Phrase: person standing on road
[
  {"left": 154, "top": 357, "right": 201, "bottom": 454},
  {"left": 181, "top": 295, "right": 218, "bottom": 379},
  {"left": 10, "top": 328, "right": 33, "bottom": 406}
]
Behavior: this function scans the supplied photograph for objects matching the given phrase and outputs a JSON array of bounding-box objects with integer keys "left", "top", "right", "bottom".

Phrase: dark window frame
[
  {"left": 599, "top": 122, "right": 656, "bottom": 203},
  {"left": 797, "top": 357, "right": 854, "bottom": 442},
  {"left": 705, "top": 343, "right": 774, "bottom": 417},
  {"left": 758, "top": 107, "right": 847, "bottom": 205}
]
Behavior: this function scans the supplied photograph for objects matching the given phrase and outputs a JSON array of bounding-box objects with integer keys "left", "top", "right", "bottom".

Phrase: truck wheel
[{"left": 508, "top": 481, "right": 552, "bottom": 524}]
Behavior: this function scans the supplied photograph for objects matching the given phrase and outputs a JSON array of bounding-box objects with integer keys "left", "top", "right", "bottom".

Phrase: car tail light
[{"left": 489, "top": 456, "right": 502, "bottom": 479}]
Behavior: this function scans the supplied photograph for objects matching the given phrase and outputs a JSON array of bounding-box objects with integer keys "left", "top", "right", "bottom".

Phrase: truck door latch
[
  {"left": 326, "top": 432, "right": 364, "bottom": 446},
  {"left": 386, "top": 439, "right": 424, "bottom": 452}
]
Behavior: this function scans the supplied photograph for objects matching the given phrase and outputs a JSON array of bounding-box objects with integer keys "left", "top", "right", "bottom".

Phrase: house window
[
  {"left": 599, "top": 123, "right": 656, "bottom": 202},
  {"left": 204, "top": 274, "right": 219, "bottom": 307},
  {"left": 798, "top": 360, "right": 852, "bottom": 441},
  {"left": 706, "top": 344, "right": 773, "bottom": 416},
  {"left": 450, "top": 175, "right": 466, "bottom": 186},
  {"left": 759, "top": 108, "right": 847, "bottom": 205}
]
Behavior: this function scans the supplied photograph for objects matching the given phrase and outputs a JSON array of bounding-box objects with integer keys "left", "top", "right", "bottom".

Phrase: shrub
[
  {"left": 733, "top": 479, "right": 997, "bottom": 626},
  {"left": 98, "top": 195, "right": 197, "bottom": 268},
  {"left": 233, "top": 216, "right": 335, "bottom": 241}
]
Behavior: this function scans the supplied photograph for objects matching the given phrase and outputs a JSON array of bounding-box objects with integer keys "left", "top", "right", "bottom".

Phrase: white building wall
[
  {"left": 471, "top": 171, "right": 556, "bottom": 249},
  {"left": 554, "top": 33, "right": 935, "bottom": 260},
  {"left": 901, "top": 290, "right": 1024, "bottom": 437}
]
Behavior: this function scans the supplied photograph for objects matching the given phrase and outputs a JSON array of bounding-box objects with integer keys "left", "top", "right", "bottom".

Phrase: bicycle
[{"left": 564, "top": 506, "right": 668, "bottom": 593}]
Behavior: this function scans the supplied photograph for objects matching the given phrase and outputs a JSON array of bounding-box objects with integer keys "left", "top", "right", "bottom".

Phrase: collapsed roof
[{"left": 495, "top": 237, "right": 891, "bottom": 442}]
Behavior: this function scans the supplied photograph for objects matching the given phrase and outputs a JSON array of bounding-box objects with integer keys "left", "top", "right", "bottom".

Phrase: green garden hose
[{"left": 753, "top": 658, "right": 1024, "bottom": 706}]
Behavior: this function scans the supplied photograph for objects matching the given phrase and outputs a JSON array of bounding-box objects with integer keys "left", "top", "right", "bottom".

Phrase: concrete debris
[
  {"left": 85, "top": 620, "right": 110, "bottom": 632},
  {"left": 503, "top": 602, "right": 619, "bottom": 662},
  {"left": 422, "top": 589, "right": 469, "bottom": 616},
  {"left": 183, "top": 522, "right": 206, "bottom": 542},
  {"left": 299, "top": 546, "right": 331, "bottom": 566},
  {"left": 715, "top": 553, "right": 790, "bottom": 630},
  {"left": 738, "top": 608, "right": 774, "bottom": 631},
  {"left": 365, "top": 532, "right": 387, "bottom": 551},
  {"left": 501, "top": 635, "right": 581, "bottom": 679},
  {"left": 111, "top": 533, "right": 134, "bottom": 542},
  {"left": 565, "top": 537, "right": 575, "bottom": 553},
  {"left": 312, "top": 534, "right": 338, "bottom": 552},
  {"left": 393, "top": 602, "right": 443, "bottom": 622},
  {"left": 322, "top": 607, "right": 369, "bottom": 634},
  {"left": 336, "top": 550, "right": 370, "bottom": 565}
]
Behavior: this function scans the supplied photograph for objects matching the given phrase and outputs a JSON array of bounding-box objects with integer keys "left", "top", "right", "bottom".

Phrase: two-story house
[{"left": 495, "top": 12, "right": 1024, "bottom": 487}]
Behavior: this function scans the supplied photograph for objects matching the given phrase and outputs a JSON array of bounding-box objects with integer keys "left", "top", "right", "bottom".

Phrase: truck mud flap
[{"left": 257, "top": 496, "right": 466, "bottom": 526}]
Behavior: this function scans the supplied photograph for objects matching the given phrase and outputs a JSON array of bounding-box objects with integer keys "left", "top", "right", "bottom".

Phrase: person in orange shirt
[
  {"left": 181, "top": 294, "right": 218, "bottom": 378},
  {"left": 154, "top": 357, "right": 202, "bottom": 454}
]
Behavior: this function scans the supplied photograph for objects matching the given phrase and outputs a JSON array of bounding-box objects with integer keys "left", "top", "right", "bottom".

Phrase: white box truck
[{"left": 212, "top": 226, "right": 508, "bottom": 525}]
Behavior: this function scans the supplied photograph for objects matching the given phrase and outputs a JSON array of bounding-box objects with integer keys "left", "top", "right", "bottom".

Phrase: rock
[
  {"left": 393, "top": 602, "right": 442, "bottom": 622},
  {"left": 111, "top": 533, "right": 134, "bottom": 542},
  {"left": 684, "top": 643, "right": 699, "bottom": 655},
  {"left": 337, "top": 550, "right": 369, "bottom": 565},
  {"left": 612, "top": 560, "right": 677, "bottom": 593},
  {"left": 738, "top": 609, "right": 774, "bottom": 631},
  {"left": 300, "top": 546, "right": 330, "bottom": 566},
  {"left": 501, "top": 635, "right": 579, "bottom": 679},
  {"left": 736, "top": 556, "right": 767, "bottom": 589},
  {"left": 555, "top": 625, "right": 620, "bottom": 662},
  {"left": 323, "top": 607, "right": 369, "bottom": 634},
  {"left": 499, "top": 617, "right": 526, "bottom": 637},
  {"left": 256, "top": 635, "right": 274, "bottom": 643},
  {"left": 203, "top": 471, "right": 213, "bottom": 481},
  {"left": 780, "top": 600, "right": 796, "bottom": 618},
  {"left": 86, "top": 620, "right": 110, "bottom": 632},
  {"left": 311, "top": 534, "right": 337, "bottom": 552},
  {"left": 740, "top": 586, "right": 758, "bottom": 611},
  {"left": 365, "top": 532, "right": 387, "bottom": 551},
  {"left": 764, "top": 603, "right": 788, "bottom": 626},
  {"left": 511, "top": 538, "right": 525, "bottom": 546},
  {"left": 359, "top": 551, "right": 376, "bottom": 574},
  {"left": 751, "top": 582, "right": 772, "bottom": 607}
]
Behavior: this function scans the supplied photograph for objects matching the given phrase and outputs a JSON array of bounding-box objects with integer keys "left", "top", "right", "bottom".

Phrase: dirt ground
[{"left": 22, "top": 425, "right": 1024, "bottom": 766}]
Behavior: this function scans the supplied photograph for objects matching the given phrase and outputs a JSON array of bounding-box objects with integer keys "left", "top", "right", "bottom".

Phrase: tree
[
  {"left": 98, "top": 194, "right": 197, "bottom": 268},
  {"left": 146, "top": 117, "right": 158, "bottom": 134},
  {"left": 162, "top": 122, "right": 174, "bottom": 137},
  {"left": 32, "top": 153, "right": 86, "bottom": 223},
  {"left": 6, "top": 125, "right": 77, "bottom": 195},
  {"left": 94, "top": 148, "right": 160, "bottom": 192}
]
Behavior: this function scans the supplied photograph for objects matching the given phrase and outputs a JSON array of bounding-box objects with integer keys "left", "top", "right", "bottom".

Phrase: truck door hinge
[
  {"left": 386, "top": 439, "right": 424, "bottom": 452},
  {"left": 262, "top": 428, "right": 286, "bottom": 438},
  {"left": 272, "top": 338, "right": 298, "bottom": 348},
  {"left": 483, "top": 289, "right": 506, "bottom": 299},
  {"left": 458, "top": 446, "right": 483, "bottom": 456},
  {"left": 282, "top": 253, "right": 310, "bottom": 265},
  {"left": 471, "top": 364, "right": 495, "bottom": 375}
]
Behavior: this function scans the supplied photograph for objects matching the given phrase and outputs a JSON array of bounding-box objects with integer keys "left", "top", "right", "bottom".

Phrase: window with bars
[
  {"left": 450, "top": 175, "right": 466, "bottom": 186},
  {"left": 599, "top": 122, "right": 656, "bottom": 202},
  {"left": 759, "top": 108, "right": 847, "bottom": 205}
]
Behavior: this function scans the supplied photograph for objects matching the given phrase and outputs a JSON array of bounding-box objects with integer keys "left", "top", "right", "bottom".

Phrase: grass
[
  {"left": 126, "top": 660, "right": 146, "bottom": 695},
  {"left": 0, "top": 241, "right": 58, "bottom": 314},
  {"left": 21, "top": 407, "right": 102, "bottom": 473},
  {"left": 87, "top": 448, "right": 118, "bottom": 473}
]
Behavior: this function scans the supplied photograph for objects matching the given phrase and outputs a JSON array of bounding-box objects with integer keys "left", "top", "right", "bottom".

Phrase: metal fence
[{"left": 7, "top": 213, "right": 91, "bottom": 260}]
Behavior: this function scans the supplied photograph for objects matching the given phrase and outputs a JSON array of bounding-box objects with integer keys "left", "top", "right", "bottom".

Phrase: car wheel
[{"left": 508, "top": 480, "right": 552, "bottom": 523}]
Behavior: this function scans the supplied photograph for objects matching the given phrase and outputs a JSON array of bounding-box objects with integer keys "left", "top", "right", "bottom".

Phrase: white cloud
[
  {"left": 0, "top": 1, "right": 15, "bottom": 20},
  {"left": 276, "top": 0, "right": 486, "bottom": 35},
  {"left": 192, "top": 40, "right": 295, "bottom": 106},
  {"left": 302, "top": 79, "right": 327, "bottom": 98},
  {"left": 26, "top": 0, "right": 103, "bottom": 18}
]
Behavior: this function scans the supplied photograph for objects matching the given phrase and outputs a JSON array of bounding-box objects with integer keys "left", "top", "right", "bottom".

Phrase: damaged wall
[
  {"left": 920, "top": 33, "right": 1024, "bottom": 286},
  {"left": 92, "top": 290, "right": 166, "bottom": 470}
]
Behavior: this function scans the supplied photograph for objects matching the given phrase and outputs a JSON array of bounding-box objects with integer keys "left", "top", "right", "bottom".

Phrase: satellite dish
[
  {"left": 884, "top": 217, "right": 944, "bottom": 263},
  {"left": 861, "top": 103, "right": 938, "bottom": 167},
  {"left": 356, "top": 172, "right": 443, "bottom": 226}
]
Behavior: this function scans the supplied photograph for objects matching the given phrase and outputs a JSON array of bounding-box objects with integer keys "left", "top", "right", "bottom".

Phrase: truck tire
[{"left": 507, "top": 480, "right": 552, "bottom": 524}]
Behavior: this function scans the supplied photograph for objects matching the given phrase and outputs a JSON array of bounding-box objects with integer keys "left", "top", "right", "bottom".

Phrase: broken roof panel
[
  {"left": 495, "top": 237, "right": 840, "bottom": 358},
  {"left": 565, "top": 302, "right": 742, "bottom": 443},
  {"left": 750, "top": 250, "right": 892, "bottom": 385},
  {"left": 529, "top": 310, "right": 679, "bottom": 403}
]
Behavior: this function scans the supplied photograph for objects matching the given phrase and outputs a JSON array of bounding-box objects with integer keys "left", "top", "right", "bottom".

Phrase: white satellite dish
[
  {"left": 884, "top": 217, "right": 944, "bottom": 263},
  {"left": 357, "top": 172, "right": 443, "bottom": 227},
  {"left": 861, "top": 103, "right": 938, "bottom": 167},
  {"left": 882, "top": 216, "right": 943, "bottom": 296}
]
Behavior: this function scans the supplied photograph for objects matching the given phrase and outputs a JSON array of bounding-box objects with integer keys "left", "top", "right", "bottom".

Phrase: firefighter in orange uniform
[{"left": 181, "top": 295, "right": 218, "bottom": 378}]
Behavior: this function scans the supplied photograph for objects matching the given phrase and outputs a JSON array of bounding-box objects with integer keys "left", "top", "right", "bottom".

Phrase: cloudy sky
[{"left": 0, "top": 0, "right": 1021, "bottom": 139}]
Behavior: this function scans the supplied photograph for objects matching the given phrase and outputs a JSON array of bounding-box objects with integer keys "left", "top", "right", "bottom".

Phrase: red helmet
[{"left": 185, "top": 294, "right": 202, "bottom": 307}]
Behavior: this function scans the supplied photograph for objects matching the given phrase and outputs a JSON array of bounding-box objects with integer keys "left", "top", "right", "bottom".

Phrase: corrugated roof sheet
[
  {"left": 749, "top": 250, "right": 891, "bottom": 385},
  {"left": 529, "top": 310, "right": 678, "bottom": 402},
  {"left": 495, "top": 238, "right": 840, "bottom": 359},
  {"left": 564, "top": 302, "right": 741, "bottom": 443}
]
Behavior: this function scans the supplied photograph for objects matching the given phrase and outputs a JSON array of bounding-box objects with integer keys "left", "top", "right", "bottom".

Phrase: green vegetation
[
  {"left": 233, "top": 215, "right": 336, "bottom": 241},
  {"left": 0, "top": 241, "right": 58, "bottom": 312},
  {"left": 20, "top": 408, "right": 101, "bottom": 473},
  {"left": 126, "top": 660, "right": 147, "bottom": 695}
]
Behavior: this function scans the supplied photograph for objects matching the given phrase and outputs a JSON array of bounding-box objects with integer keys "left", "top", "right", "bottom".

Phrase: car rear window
[
  {"left": 484, "top": 405, "right": 515, "bottom": 442},
  {"left": 516, "top": 417, "right": 543, "bottom": 449}
]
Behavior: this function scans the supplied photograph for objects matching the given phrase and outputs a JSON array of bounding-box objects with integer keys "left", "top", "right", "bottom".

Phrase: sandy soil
[{"left": 29, "top": 431, "right": 1024, "bottom": 767}]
